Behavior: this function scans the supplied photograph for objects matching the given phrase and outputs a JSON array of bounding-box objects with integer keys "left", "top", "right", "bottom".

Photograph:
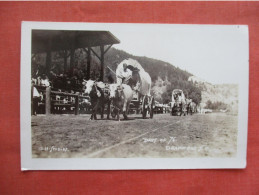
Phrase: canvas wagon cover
[
  {"left": 118, "top": 58, "right": 151, "bottom": 96},
  {"left": 172, "top": 89, "right": 186, "bottom": 103}
]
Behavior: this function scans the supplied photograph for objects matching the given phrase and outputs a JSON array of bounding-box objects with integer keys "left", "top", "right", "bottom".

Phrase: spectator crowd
[{"left": 31, "top": 63, "right": 109, "bottom": 93}]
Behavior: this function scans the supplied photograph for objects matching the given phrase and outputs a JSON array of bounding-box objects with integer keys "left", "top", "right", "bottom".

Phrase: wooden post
[
  {"left": 86, "top": 47, "right": 91, "bottom": 80},
  {"left": 45, "top": 87, "right": 51, "bottom": 115},
  {"left": 64, "top": 50, "right": 67, "bottom": 73},
  {"left": 75, "top": 95, "right": 79, "bottom": 115},
  {"left": 45, "top": 38, "right": 52, "bottom": 77},
  {"left": 70, "top": 48, "right": 75, "bottom": 70},
  {"left": 46, "top": 52, "right": 51, "bottom": 77},
  {"left": 100, "top": 46, "right": 104, "bottom": 81}
]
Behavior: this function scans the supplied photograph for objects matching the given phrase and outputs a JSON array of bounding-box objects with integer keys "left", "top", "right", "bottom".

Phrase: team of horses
[
  {"left": 83, "top": 80, "right": 133, "bottom": 121},
  {"left": 170, "top": 90, "right": 197, "bottom": 116},
  {"left": 82, "top": 58, "right": 155, "bottom": 121}
]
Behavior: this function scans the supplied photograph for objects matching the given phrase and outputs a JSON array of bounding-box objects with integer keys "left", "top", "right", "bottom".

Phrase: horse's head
[
  {"left": 109, "top": 84, "right": 123, "bottom": 99},
  {"left": 82, "top": 79, "right": 95, "bottom": 94}
]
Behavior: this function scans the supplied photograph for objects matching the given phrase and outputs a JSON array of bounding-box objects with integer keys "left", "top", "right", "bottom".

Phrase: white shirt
[
  {"left": 116, "top": 63, "right": 132, "bottom": 79},
  {"left": 33, "top": 87, "right": 40, "bottom": 97}
]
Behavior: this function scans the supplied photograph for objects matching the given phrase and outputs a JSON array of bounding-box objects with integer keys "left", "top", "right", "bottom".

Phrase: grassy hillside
[{"left": 104, "top": 48, "right": 202, "bottom": 104}]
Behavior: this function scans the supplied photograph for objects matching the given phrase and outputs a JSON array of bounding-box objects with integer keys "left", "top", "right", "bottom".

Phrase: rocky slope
[{"left": 188, "top": 76, "right": 238, "bottom": 114}]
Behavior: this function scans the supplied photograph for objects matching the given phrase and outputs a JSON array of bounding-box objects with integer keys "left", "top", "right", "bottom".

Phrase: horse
[
  {"left": 186, "top": 98, "right": 192, "bottom": 115},
  {"left": 83, "top": 80, "right": 110, "bottom": 120},
  {"left": 189, "top": 102, "right": 197, "bottom": 114},
  {"left": 173, "top": 93, "right": 187, "bottom": 116},
  {"left": 109, "top": 84, "right": 133, "bottom": 121}
]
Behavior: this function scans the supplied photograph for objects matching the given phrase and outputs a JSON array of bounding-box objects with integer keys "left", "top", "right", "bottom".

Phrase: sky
[{"left": 102, "top": 23, "right": 248, "bottom": 84}]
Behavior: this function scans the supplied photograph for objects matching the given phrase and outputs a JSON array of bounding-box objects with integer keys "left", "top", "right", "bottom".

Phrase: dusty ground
[{"left": 31, "top": 113, "right": 237, "bottom": 158}]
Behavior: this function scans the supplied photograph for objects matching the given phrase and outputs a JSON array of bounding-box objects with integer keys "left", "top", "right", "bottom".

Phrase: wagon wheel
[
  {"left": 142, "top": 95, "right": 147, "bottom": 119},
  {"left": 149, "top": 96, "right": 155, "bottom": 119}
]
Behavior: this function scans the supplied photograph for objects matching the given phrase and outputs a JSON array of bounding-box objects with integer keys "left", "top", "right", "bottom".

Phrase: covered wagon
[
  {"left": 116, "top": 58, "right": 155, "bottom": 119},
  {"left": 169, "top": 89, "right": 187, "bottom": 116}
]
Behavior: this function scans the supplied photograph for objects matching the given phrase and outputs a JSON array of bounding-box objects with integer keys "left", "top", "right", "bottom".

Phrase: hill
[
  {"left": 104, "top": 48, "right": 202, "bottom": 104},
  {"left": 188, "top": 76, "right": 238, "bottom": 114}
]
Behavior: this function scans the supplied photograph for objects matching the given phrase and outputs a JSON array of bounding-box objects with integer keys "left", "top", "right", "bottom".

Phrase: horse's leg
[
  {"left": 123, "top": 101, "right": 128, "bottom": 120},
  {"left": 100, "top": 103, "right": 104, "bottom": 119},
  {"left": 90, "top": 102, "right": 95, "bottom": 120},
  {"left": 93, "top": 101, "right": 100, "bottom": 120},
  {"left": 123, "top": 111, "right": 128, "bottom": 120},
  {"left": 116, "top": 108, "right": 120, "bottom": 121},
  {"left": 107, "top": 100, "right": 110, "bottom": 120},
  {"left": 125, "top": 102, "right": 131, "bottom": 119}
]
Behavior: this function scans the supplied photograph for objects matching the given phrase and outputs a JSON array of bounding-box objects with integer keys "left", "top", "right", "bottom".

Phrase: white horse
[{"left": 109, "top": 84, "right": 133, "bottom": 121}]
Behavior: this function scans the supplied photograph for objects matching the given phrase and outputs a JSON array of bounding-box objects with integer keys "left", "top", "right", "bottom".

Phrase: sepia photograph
[{"left": 20, "top": 22, "right": 248, "bottom": 170}]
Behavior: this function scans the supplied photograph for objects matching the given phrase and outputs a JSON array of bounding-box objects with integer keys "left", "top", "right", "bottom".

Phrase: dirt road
[{"left": 31, "top": 113, "right": 237, "bottom": 158}]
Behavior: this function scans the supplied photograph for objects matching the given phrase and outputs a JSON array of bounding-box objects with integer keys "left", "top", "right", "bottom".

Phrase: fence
[{"left": 32, "top": 85, "right": 89, "bottom": 115}]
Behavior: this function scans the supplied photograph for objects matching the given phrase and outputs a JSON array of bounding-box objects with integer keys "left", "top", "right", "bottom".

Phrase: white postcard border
[{"left": 20, "top": 22, "right": 248, "bottom": 170}]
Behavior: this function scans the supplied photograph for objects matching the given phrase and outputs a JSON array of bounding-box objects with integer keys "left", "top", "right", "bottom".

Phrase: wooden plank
[
  {"left": 64, "top": 50, "right": 68, "bottom": 72},
  {"left": 75, "top": 95, "right": 79, "bottom": 115},
  {"left": 45, "top": 39, "right": 52, "bottom": 77},
  {"left": 70, "top": 48, "right": 75, "bottom": 69},
  {"left": 50, "top": 91, "right": 88, "bottom": 98},
  {"left": 100, "top": 46, "right": 104, "bottom": 81},
  {"left": 90, "top": 48, "right": 101, "bottom": 61},
  {"left": 83, "top": 48, "right": 88, "bottom": 53},
  {"left": 87, "top": 47, "right": 91, "bottom": 80},
  {"left": 104, "top": 44, "right": 112, "bottom": 54},
  {"left": 45, "top": 87, "right": 51, "bottom": 115}
]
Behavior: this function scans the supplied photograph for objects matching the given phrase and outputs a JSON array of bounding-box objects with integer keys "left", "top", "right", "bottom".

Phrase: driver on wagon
[{"left": 116, "top": 62, "right": 132, "bottom": 86}]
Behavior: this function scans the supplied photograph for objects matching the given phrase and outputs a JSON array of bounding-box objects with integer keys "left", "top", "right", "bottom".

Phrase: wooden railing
[{"left": 33, "top": 85, "right": 89, "bottom": 115}]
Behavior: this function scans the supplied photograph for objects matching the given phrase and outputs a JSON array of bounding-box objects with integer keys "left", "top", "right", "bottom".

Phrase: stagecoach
[{"left": 169, "top": 89, "right": 186, "bottom": 116}]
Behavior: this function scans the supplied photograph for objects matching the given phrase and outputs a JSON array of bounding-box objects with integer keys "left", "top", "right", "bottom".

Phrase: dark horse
[{"left": 83, "top": 80, "right": 111, "bottom": 120}]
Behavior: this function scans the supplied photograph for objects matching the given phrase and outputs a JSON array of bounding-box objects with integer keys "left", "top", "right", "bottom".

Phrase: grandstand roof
[{"left": 31, "top": 30, "right": 120, "bottom": 53}]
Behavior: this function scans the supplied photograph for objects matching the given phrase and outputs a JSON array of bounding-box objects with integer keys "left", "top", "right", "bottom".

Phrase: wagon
[
  {"left": 130, "top": 89, "right": 155, "bottom": 119},
  {"left": 118, "top": 58, "right": 155, "bottom": 119},
  {"left": 169, "top": 89, "right": 187, "bottom": 116}
]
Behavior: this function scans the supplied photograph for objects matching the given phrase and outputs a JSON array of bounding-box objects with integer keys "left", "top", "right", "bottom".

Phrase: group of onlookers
[
  {"left": 31, "top": 73, "right": 92, "bottom": 116},
  {"left": 30, "top": 63, "right": 117, "bottom": 115},
  {"left": 31, "top": 74, "right": 50, "bottom": 87}
]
